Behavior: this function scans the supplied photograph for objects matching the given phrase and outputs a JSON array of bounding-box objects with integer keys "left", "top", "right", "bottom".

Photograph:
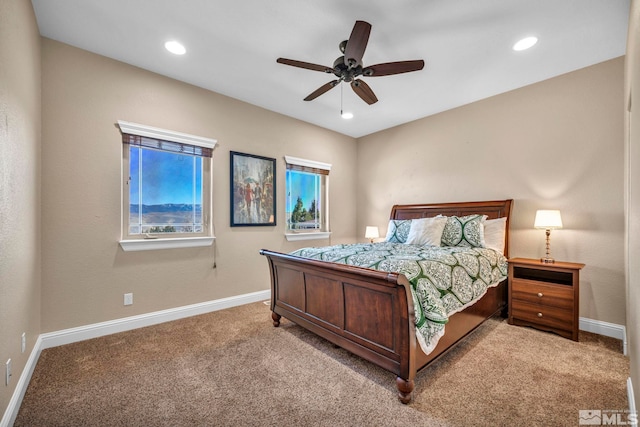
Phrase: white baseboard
[
  {"left": 0, "top": 335, "right": 44, "bottom": 427},
  {"left": 0, "top": 290, "right": 270, "bottom": 427},
  {"left": 628, "top": 378, "right": 637, "bottom": 422},
  {"left": 579, "top": 317, "right": 628, "bottom": 356},
  {"left": 40, "top": 290, "right": 270, "bottom": 349}
]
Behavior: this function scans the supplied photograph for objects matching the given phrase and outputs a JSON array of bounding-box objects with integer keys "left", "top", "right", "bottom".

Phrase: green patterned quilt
[{"left": 289, "top": 242, "right": 508, "bottom": 355}]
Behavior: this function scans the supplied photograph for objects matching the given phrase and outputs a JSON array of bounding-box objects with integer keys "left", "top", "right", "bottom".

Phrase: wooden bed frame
[{"left": 260, "top": 199, "right": 512, "bottom": 403}]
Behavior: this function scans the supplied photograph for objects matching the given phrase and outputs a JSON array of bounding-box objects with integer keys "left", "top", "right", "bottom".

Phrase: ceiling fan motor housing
[{"left": 332, "top": 56, "right": 364, "bottom": 82}]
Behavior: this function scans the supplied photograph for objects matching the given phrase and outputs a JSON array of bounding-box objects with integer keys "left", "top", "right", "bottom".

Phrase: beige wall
[
  {"left": 40, "top": 39, "right": 357, "bottom": 332},
  {"left": 0, "top": 0, "right": 41, "bottom": 417},
  {"left": 357, "top": 57, "right": 625, "bottom": 326},
  {"left": 1, "top": 1, "right": 630, "bottom": 419},
  {"left": 625, "top": 0, "right": 639, "bottom": 411}
]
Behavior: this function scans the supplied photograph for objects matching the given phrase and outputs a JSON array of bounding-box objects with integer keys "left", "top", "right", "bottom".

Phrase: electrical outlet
[
  {"left": 5, "top": 359, "right": 11, "bottom": 386},
  {"left": 124, "top": 293, "right": 133, "bottom": 306},
  {"left": 21, "top": 332, "right": 26, "bottom": 353}
]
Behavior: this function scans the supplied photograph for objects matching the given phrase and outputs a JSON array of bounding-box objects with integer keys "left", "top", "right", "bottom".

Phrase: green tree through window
[{"left": 285, "top": 156, "right": 330, "bottom": 234}]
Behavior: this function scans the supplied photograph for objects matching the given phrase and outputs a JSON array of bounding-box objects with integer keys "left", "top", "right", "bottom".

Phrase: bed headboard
[{"left": 389, "top": 199, "right": 513, "bottom": 257}]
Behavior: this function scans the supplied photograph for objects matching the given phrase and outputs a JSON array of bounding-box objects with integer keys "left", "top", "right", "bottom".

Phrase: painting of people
[{"left": 230, "top": 151, "right": 276, "bottom": 226}]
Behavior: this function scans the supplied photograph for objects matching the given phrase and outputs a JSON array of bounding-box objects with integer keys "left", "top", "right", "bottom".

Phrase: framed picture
[{"left": 230, "top": 151, "right": 276, "bottom": 226}]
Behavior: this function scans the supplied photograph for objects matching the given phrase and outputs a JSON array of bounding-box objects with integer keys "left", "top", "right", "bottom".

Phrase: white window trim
[
  {"left": 118, "top": 120, "right": 217, "bottom": 251},
  {"left": 117, "top": 120, "right": 217, "bottom": 149},
  {"left": 284, "top": 156, "right": 331, "bottom": 241},
  {"left": 119, "top": 236, "right": 215, "bottom": 252},
  {"left": 284, "top": 156, "right": 331, "bottom": 172},
  {"left": 284, "top": 231, "right": 331, "bottom": 242}
]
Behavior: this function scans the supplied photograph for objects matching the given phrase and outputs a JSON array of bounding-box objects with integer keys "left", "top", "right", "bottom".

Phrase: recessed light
[
  {"left": 341, "top": 111, "right": 354, "bottom": 119},
  {"left": 513, "top": 36, "right": 538, "bottom": 51},
  {"left": 165, "top": 40, "right": 186, "bottom": 55}
]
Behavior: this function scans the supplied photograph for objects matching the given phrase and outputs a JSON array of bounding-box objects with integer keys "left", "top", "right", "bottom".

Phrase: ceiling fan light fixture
[
  {"left": 165, "top": 40, "right": 186, "bottom": 55},
  {"left": 341, "top": 111, "right": 354, "bottom": 119},
  {"left": 513, "top": 36, "right": 538, "bottom": 51}
]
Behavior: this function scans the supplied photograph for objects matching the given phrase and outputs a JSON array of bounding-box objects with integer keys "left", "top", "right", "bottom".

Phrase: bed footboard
[{"left": 260, "top": 249, "right": 418, "bottom": 402}]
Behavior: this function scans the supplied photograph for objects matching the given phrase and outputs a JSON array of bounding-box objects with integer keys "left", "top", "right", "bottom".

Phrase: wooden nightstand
[{"left": 508, "top": 257, "right": 585, "bottom": 341}]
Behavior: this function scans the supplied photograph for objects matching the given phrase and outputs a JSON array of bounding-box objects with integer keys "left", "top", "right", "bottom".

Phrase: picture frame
[{"left": 230, "top": 151, "right": 276, "bottom": 226}]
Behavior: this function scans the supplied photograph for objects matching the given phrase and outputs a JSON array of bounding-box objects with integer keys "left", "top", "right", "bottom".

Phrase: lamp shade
[
  {"left": 534, "top": 210, "right": 563, "bottom": 229},
  {"left": 365, "top": 226, "right": 379, "bottom": 239}
]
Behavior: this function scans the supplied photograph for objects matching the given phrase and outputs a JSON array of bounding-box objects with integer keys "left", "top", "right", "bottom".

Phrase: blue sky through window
[
  {"left": 130, "top": 147, "right": 202, "bottom": 205},
  {"left": 286, "top": 170, "right": 319, "bottom": 217},
  {"left": 128, "top": 146, "right": 204, "bottom": 234}
]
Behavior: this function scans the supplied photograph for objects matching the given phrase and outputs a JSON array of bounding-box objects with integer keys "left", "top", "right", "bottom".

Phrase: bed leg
[
  {"left": 271, "top": 311, "right": 281, "bottom": 327},
  {"left": 501, "top": 304, "right": 509, "bottom": 318},
  {"left": 396, "top": 377, "right": 414, "bottom": 404}
]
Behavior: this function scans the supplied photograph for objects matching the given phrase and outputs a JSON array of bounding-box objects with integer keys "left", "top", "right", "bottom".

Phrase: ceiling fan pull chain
[{"left": 340, "top": 82, "right": 344, "bottom": 116}]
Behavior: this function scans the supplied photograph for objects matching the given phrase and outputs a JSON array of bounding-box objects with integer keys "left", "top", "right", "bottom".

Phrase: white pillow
[
  {"left": 484, "top": 217, "right": 507, "bottom": 254},
  {"left": 405, "top": 216, "right": 448, "bottom": 246}
]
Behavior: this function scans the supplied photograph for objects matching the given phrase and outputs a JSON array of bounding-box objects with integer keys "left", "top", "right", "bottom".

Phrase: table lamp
[
  {"left": 365, "top": 226, "right": 379, "bottom": 243},
  {"left": 534, "top": 210, "right": 563, "bottom": 263}
]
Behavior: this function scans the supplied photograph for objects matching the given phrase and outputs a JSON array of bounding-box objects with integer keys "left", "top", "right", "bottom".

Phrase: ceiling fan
[{"left": 277, "top": 20, "right": 424, "bottom": 105}]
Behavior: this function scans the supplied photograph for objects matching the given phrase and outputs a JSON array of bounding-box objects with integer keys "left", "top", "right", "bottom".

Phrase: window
[
  {"left": 118, "top": 121, "right": 217, "bottom": 251},
  {"left": 284, "top": 156, "right": 331, "bottom": 241}
]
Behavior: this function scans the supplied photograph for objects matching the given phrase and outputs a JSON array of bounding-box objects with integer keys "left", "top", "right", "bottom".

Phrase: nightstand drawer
[
  {"left": 511, "top": 301, "right": 573, "bottom": 331},
  {"left": 511, "top": 279, "right": 573, "bottom": 310}
]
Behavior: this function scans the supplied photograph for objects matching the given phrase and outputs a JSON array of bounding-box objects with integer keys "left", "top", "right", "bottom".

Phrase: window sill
[
  {"left": 119, "top": 236, "right": 215, "bottom": 252},
  {"left": 284, "top": 232, "right": 331, "bottom": 242}
]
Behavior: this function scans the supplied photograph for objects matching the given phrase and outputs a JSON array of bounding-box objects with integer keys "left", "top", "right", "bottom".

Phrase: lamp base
[{"left": 540, "top": 257, "right": 555, "bottom": 264}]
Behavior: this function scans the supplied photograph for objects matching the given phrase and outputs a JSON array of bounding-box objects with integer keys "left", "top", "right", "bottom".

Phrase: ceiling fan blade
[
  {"left": 344, "top": 21, "right": 371, "bottom": 69},
  {"left": 364, "top": 60, "right": 425, "bottom": 77},
  {"left": 351, "top": 79, "right": 378, "bottom": 105},
  {"left": 277, "top": 58, "right": 333, "bottom": 73},
  {"left": 304, "top": 80, "right": 340, "bottom": 101}
]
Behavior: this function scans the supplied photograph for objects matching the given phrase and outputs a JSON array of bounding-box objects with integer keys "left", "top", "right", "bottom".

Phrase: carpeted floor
[{"left": 15, "top": 301, "right": 629, "bottom": 426}]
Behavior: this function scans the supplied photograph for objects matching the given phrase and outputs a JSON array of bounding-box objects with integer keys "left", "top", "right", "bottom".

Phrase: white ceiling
[{"left": 31, "top": 0, "right": 629, "bottom": 138}]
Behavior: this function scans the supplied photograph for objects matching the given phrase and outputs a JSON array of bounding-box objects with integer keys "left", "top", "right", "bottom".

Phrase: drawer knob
[
  {"left": 537, "top": 312, "right": 543, "bottom": 318},
  {"left": 537, "top": 292, "right": 544, "bottom": 298}
]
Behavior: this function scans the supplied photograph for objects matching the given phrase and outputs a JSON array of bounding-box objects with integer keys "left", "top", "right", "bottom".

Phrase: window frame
[
  {"left": 284, "top": 155, "right": 332, "bottom": 242},
  {"left": 117, "top": 120, "right": 217, "bottom": 251}
]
